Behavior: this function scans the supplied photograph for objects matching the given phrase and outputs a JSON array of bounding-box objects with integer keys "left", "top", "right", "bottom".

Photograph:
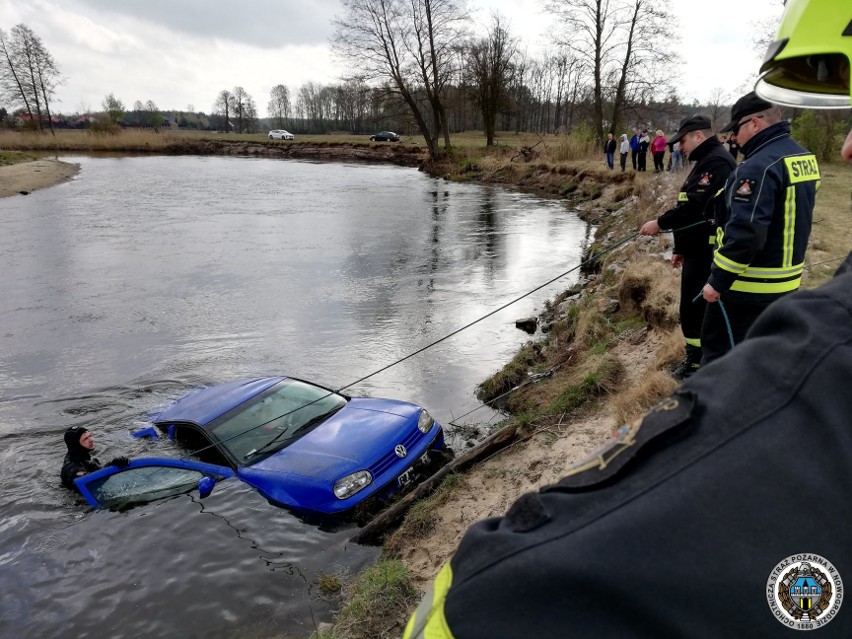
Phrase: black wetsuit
[{"left": 60, "top": 427, "right": 102, "bottom": 490}]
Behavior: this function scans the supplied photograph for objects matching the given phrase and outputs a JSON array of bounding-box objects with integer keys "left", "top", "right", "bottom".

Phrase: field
[{"left": 803, "top": 162, "right": 852, "bottom": 288}]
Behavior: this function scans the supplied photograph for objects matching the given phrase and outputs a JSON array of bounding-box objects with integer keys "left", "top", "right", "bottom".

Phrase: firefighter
[
  {"left": 700, "top": 89, "right": 820, "bottom": 363},
  {"left": 640, "top": 115, "right": 735, "bottom": 379},
  {"left": 404, "top": 0, "right": 852, "bottom": 636}
]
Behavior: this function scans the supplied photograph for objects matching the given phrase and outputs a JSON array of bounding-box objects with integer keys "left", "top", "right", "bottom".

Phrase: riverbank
[
  {"left": 0, "top": 156, "right": 80, "bottom": 198},
  {"left": 318, "top": 157, "right": 852, "bottom": 639}
]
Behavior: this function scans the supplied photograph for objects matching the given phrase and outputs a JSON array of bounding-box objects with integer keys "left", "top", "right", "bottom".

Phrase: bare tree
[
  {"left": 0, "top": 24, "right": 61, "bottom": 133},
  {"left": 232, "top": 86, "right": 249, "bottom": 133},
  {"left": 467, "top": 15, "right": 517, "bottom": 145},
  {"left": 332, "top": 0, "right": 468, "bottom": 158},
  {"left": 213, "top": 89, "right": 233, "bottom": 132},
  {"left": 707, "top": 86, "right": 729, "bottom": 131},
  {"left": 542, "top": 0, "right": 677, "bottom": 140},
  {"left": 133, "top": 99, "right": 144, "bottom": 127},
  {"left": 267, "top": 84, "right": 291, "bottom": 129}
]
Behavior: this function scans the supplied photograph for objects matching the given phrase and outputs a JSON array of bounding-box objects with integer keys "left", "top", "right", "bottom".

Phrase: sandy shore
[{"left": 0, "top": 159, "right": 80, "bottom": 198}]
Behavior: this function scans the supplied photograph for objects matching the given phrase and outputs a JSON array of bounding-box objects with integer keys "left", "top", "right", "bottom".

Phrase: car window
[
  {"left": 207, "top": 379, "right": 348, "bottom": 464},
  {"left": 82, "top": 466, "right": 207, "bottom": 509}
]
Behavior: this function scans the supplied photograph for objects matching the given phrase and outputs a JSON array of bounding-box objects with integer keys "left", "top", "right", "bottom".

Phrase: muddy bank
[
  {"left": 0, "top": 159, "right": 80, "bottom": 198},
  {"left": 157, "top": 138, "right": 430, "bottom": 167}
]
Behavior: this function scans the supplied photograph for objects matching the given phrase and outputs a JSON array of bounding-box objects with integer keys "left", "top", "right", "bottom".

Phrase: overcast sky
[{"left": 0, "top": 0, "right": 783, "bottom": 116}]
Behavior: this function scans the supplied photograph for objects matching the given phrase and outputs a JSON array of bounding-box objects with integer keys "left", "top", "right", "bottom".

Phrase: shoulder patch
[
  {"left": 734, "top": 178, "right": 756, "bottom": 201},
  {"left": 698, "top": 173, "right": 711, "bottom": 187},
  {"left": 544, "top": 392, "right": 696, "bottom": 491}
]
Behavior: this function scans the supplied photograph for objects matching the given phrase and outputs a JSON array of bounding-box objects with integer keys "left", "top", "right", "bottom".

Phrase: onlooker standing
[
  {"left": 701, "top": 92, "right": 820, "bottom": 363},
  {"left": 629, "top": 128, "right": 640, "bottom": 169},
  {"left": 651, "top": 130, "right": 667, "bottom": 172},
  {"left": 637, "top": 129, "right": 650, "bottom": 171},
  {"left": 671, "top": 141, "right": 684, "bottom": 171},
  {"left": 727, "top": 136, "right": 740, "bottom": 161},
  {"left": 604, "top": 133, "right": 616, "bottom": 170},
  {"left": 619, "top": 133, "right": 629, "bottom": 172}
]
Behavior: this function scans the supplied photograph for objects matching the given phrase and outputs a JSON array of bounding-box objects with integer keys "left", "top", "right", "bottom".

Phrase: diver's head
[{"left": 64, "top": 426, "right": 94, "bottom": 455}]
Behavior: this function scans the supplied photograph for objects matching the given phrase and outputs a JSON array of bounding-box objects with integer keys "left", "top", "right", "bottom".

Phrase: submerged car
[
  {"left": 369, "top": 131, "right": 400, "bottom": 142},
  {"left": 268, "top": 129, "right": 295, "bottom": 140},
  {"left": 75, "top": 377, "right": 447, "bottom": 513}
]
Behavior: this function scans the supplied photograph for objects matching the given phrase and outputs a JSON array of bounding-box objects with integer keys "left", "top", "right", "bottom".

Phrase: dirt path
[{"left": 0, "top": 159, "right": 80, "bottom": 198}]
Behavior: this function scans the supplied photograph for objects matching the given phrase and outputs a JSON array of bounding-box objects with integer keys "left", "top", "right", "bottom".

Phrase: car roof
[{"left": 154, "top": 377, "right": 284, "bottom": 426}]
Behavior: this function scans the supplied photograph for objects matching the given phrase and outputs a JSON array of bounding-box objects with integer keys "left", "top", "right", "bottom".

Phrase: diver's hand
[{"left": 108, "top": 456, "right": 130, "bottom": 468}]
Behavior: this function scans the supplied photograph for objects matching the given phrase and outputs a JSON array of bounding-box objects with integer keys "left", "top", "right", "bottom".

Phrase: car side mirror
[
  {"left": 131, "top": 425, "right": 159, "bottom": 439},
  {"left": 198, "top": 476, "right": 216, "bottom": 498}
]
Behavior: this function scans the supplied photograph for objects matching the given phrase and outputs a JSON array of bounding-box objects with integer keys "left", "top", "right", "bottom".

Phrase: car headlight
[
  {"left": 417, "top": 409, "right": 434, "bottom": 434},
  {"left": 333, "top": 470, "right": 372, "bottom": 500}
]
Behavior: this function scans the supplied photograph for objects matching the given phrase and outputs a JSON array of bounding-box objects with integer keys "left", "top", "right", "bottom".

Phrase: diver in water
[{"left": 60, "top": 426, "right": 129, "bottom": 490}]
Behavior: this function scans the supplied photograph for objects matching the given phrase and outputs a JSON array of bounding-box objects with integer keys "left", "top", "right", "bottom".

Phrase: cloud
[{"left": 69, "top": 0, "right": 338, "bottom": 48}]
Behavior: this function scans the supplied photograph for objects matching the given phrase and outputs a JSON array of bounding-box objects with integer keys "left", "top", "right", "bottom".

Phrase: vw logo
[{"left": 394, "top": 444, "right": 407, "bottom": 458}]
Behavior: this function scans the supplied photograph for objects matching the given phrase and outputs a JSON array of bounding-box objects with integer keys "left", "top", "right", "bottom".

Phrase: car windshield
[{"left": 206, "top": 379, "right": 347, "bottom": 464}]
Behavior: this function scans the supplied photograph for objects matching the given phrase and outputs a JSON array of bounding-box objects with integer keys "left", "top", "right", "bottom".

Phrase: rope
[{"left": 692, "top": 291, "right": 735, "bottom": 350}]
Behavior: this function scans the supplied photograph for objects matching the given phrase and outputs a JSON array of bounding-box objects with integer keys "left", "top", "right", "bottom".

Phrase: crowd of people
[{"left": 605, "top": 124, "right": 741, "bottom": 173}]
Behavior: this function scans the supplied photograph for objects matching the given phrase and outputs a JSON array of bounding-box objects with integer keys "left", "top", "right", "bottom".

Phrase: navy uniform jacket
[
  {"left": 405, "top": 252, "right": 852, "bottom": 638},
  {"left": 709, "top": 121, "right": 819, "bottom": 303},
  {"left": 657, "top": 136, "right": 735, "bottom": 257}
]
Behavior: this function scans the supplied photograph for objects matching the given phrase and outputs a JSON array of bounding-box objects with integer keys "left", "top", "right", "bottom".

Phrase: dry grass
[
  {"left": 612, "top": 370, "right": 678, "bottom": 425},
  {"left": 803, "top": 162, "right": 852, "bottom": 288},
  {"left": 617, "top": 258, "right": 680, "bottom": 330}
]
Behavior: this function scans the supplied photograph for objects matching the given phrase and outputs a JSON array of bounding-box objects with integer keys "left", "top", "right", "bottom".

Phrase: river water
[{"left": 0, "top": 155, "right": 588, "bottom": 638}]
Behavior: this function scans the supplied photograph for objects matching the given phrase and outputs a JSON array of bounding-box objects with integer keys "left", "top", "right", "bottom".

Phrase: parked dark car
[{"left": 370, "top": 131, "right": 400, "bottom": 142}]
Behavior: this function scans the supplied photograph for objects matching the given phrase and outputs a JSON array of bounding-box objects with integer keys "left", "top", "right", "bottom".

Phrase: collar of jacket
[
  {"left": 741, "top": 120, "right": 791, "bottom": 158},
  {"left": 686, "top": 135, "right": 724, "bottom": 163}
]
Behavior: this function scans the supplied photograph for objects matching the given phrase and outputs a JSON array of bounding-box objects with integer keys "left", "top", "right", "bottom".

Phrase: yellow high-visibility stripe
[
  {"left": 730, "top": 277, "right": 802, "bottom": 294},
  {"left": 685, "top": 337, "right": 701, "bottom": 347},
  {"left": 714, "top": 252, "right": 748, "bottom": 274},
  {"left": 403, "top": 563, "right": 456, "bottom": 639},
  {"left": 708, "top": 235, "right": 716, "bottom": 245},
  {"left": 742, "top": 263, "right": 804, "bottom": 278},
  {"left": 783, "top": 185, "right": 796, "bottom": 268},
  {"left": 784, "top": 154, "right": 820, "bottom": 184},
  {"left": 678, "top": 192, "right": 688, "bottom": 202}
]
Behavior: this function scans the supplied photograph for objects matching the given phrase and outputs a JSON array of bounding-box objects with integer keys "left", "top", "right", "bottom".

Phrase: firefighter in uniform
[
  {"left": 700, "top": 91, "right": 820, "bottom": 363},
  {"left": 640, "top": 115, "right": 735, "bottom": 379},
  {"left": 404, "top": 0, "right": 852, "bottom": 636}
]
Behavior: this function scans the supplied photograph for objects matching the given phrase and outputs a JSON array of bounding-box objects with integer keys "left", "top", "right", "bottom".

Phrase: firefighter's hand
[
  {"left": 703, "top": 283, "right": 721, "bottom": 303},
  {"left": 639, "top": 220, "right": 660, "bottom": 236},
  {"left": 671, "top": 254, "right": 684, "bottom": 268}
]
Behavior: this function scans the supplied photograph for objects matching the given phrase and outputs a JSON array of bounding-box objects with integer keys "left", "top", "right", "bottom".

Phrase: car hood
[{"left": 246, "top": 397, "right": 420, "bottom": 481}]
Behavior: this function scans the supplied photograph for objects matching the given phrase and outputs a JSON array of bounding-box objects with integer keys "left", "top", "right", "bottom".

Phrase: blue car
[{"left": 74, "top": 377, "right": 447, "bottom": 514}]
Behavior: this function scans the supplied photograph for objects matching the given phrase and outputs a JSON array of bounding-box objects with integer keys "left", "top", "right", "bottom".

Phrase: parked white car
[{"left": 268, "top": 129, "right": 295, "bottom": 140}]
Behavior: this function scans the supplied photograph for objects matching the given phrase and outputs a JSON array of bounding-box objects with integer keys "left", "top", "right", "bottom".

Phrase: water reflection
[{"left": 0, "top": 156, "right": 588, "bottom": 638}]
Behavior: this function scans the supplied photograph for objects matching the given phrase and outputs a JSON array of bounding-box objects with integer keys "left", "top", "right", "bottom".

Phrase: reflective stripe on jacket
[
  {"left": 708, "top": 121, "right": 819, "bottom": 302},
  {"left": 657, "top": 136, "right": 735, "bottom": 257}
]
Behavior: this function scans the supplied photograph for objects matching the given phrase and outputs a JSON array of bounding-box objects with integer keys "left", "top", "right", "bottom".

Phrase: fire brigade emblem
[
  {"left": 736, "top": 180, "right": 753, "bottom": 196},
  {"left": 698, "top": 173, "right": 711, "bottom": 186},
  {"left": 766, "top": 554, "right": 843, "bottom": 630}
]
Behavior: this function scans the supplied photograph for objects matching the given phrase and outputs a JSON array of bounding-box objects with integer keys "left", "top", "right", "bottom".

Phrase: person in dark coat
[
  {"left": 637, "top": 129, "right": 650, "bottom": 171},
  {"left": 60, "top": 426, "right": 128, "bottom": 490},
  {"left": 603, "top": 133, "right": 616, "bottom": 170},
  {"left": 639, "top": 115, "right": 735, "bottom": 378},
  {"left": 629, "top": 128, "right": 640, "bottom": 169}
]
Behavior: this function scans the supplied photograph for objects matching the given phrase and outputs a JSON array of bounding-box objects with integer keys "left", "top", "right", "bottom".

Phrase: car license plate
[{"left": 397, "top": 468, "right": 413, "bottom": 487}]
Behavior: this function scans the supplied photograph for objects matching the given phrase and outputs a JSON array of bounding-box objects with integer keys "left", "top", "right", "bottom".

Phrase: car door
[{"left": 74, "top": 458, "right": 235, "bottom": 509}]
